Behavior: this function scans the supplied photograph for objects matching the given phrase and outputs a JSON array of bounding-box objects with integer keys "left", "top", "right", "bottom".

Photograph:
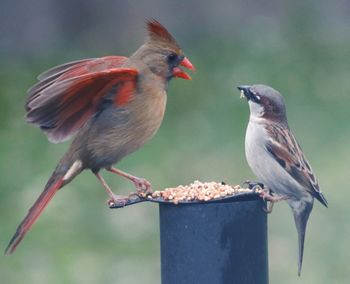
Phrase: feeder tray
[
  {"left": 109, "top": 180, "right": 269, "bottom": 284},
  {"left": 109, "top": 181, "right": 262, "bottom": 208}
]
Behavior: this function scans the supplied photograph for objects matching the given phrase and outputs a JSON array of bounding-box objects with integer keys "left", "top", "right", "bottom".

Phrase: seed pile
[{"left": 150, "top": 180, "right": 256, "bottom": 204}]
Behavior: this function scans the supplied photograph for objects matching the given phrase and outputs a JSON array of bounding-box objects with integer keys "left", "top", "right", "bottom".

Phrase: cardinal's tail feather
[{"left": 5, "top": 159, "right": 82, "bottom": 255}]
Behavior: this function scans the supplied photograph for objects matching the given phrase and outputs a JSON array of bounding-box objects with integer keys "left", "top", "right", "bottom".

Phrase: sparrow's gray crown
[{"left": 238, "top": 84, "right": 287, "bottom": 123}]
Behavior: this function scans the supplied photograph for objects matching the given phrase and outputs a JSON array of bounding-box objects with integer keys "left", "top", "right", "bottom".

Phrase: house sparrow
[
  {"left": 238, "top": 84, "right": 327, "bottom": 276},
  {"left": 5, "top": 20, "right": 194, "bottom": 255}
]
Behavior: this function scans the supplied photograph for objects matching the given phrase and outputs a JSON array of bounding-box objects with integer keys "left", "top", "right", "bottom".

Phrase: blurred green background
[{"left": 1, "top": 0, "right": 349, "bottom": 283}]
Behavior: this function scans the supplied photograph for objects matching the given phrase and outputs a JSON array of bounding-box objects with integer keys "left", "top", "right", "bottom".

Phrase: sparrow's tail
[
  {"left": 5, "top": 158, "right": 82, "bottom": 255},
  {"left": 291, "top": 200, "right": 313, "bottom": 276}
]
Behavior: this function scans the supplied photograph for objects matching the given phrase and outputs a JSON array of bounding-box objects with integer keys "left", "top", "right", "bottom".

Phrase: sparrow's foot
[
  {"left": 243, "top": 180, "right": 265, "bottom": 192},
  {"left": 259, "top": 190, "right": 288, "bottom": 213}
]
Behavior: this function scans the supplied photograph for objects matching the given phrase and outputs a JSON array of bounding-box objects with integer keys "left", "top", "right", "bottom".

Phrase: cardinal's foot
[
  {"left": 105, "top": 167, "right": 153, "bottom": 197},
  {"left": 107, "top": 195, "right": 130, "bottom": 207},
  {"left": 132, "top": 177, "right": 152, "bottom": 197}
]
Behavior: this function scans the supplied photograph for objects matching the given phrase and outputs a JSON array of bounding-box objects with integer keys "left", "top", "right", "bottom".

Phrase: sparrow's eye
[
  {"left": 167, "top": 53, "right": 178, "bottom": 64},
  {"left": 250, "top": 89, "right": 261, "bottom": 102}
]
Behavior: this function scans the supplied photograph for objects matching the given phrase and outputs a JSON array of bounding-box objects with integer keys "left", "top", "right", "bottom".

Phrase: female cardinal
[{"left": 5, "top": 20, "right": 194, "bottom": 255}]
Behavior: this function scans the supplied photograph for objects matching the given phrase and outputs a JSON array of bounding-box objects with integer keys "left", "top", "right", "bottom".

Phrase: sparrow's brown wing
[
  {"left": 26, "top": 56, "right": 138, "bottom": 143},
  {"left": 265, "top": 124, "right": 328, "bottom": 207}
]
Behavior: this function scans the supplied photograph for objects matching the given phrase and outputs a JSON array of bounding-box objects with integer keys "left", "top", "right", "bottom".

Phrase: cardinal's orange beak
[{"left": 172, "top": 57, "right": 195, "bottom": 80}]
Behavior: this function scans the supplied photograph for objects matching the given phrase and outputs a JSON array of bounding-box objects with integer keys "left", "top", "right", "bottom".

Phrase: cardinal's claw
[
  {"left": 105, "top": 167, "right": 153, "bottom": 197},
  {"left": 132, "top": 178, "right": 152, "bottom": 197},
  {"left": 107, "top": 195, "right": 130, "bottom": 207},
  {"left": 128, "top": 192, "right": 139, "bottom": 198}
]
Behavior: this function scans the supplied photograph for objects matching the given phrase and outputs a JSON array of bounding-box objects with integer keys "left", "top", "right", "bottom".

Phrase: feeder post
[{"left": 159, "top": 198, "right": 268, "bottom": 284}]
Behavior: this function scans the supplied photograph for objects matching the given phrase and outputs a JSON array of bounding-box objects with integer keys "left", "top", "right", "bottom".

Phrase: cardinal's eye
[{"left": 167, "top": 53, "right": 178, "bottom": 64}]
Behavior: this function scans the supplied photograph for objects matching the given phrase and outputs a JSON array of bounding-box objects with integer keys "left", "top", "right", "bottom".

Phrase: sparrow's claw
[
  {"left": 243, "top": 180, "right": 265, "bottom": 192},
  {"left": 259, "top": 190, "right": 288, "bottom": 213},
  {"left": 264, "top": 202, "right": 275, "bottom": 213}
]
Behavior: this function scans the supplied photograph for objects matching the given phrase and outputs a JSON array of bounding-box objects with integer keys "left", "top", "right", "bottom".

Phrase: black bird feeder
[{"left": 111, "top": 190, "right": 268, "bottom": 284}]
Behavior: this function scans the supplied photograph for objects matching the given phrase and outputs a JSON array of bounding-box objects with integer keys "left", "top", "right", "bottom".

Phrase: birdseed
[
  {"left": 150, "top": 180, "right": 259, "bottom": 204},
  {"left": 240, "top": 90, "right": 245, "bottom": 99}
]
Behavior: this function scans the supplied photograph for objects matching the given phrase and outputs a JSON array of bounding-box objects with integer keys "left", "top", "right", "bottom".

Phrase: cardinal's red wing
[
  {"left": 26, "top": 56, "right": 128, "bottom": 111},
  {"left": 26, "top": 62, "right": 138, "bottom": 143}
]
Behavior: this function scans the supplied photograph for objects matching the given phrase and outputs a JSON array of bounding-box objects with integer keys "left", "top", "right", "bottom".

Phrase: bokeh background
[{"left": 1, "top": 0, "right": 349, "bottom": 283}]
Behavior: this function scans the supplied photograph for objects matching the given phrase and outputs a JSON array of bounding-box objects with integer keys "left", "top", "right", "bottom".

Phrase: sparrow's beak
[
  {"left": 237, "top": 85, "right": 252, "bottom": 99},
  {"left": 237, "top": 85, "right": 260, "bottom": 103},
  {"left": 173, "top": 57, "right": 195, "bottom": 80}
]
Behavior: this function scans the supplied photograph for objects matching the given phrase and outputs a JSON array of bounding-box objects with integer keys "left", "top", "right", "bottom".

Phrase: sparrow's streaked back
[{"left": 238, "top": 84, "right": 327, "bottom": 276}]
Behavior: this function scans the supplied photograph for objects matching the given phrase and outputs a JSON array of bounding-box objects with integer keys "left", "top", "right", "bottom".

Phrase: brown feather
[
  {"left": 146, "top": 19, "right": 181, "bottom": 52},
  {"left": 265, "top": 123, "right": 328, "bottom": 206}
]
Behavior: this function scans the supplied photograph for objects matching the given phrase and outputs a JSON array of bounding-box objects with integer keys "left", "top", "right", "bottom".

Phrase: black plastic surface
[{"left": 159, "top": 199, "right": 268, "bottom": 284}]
